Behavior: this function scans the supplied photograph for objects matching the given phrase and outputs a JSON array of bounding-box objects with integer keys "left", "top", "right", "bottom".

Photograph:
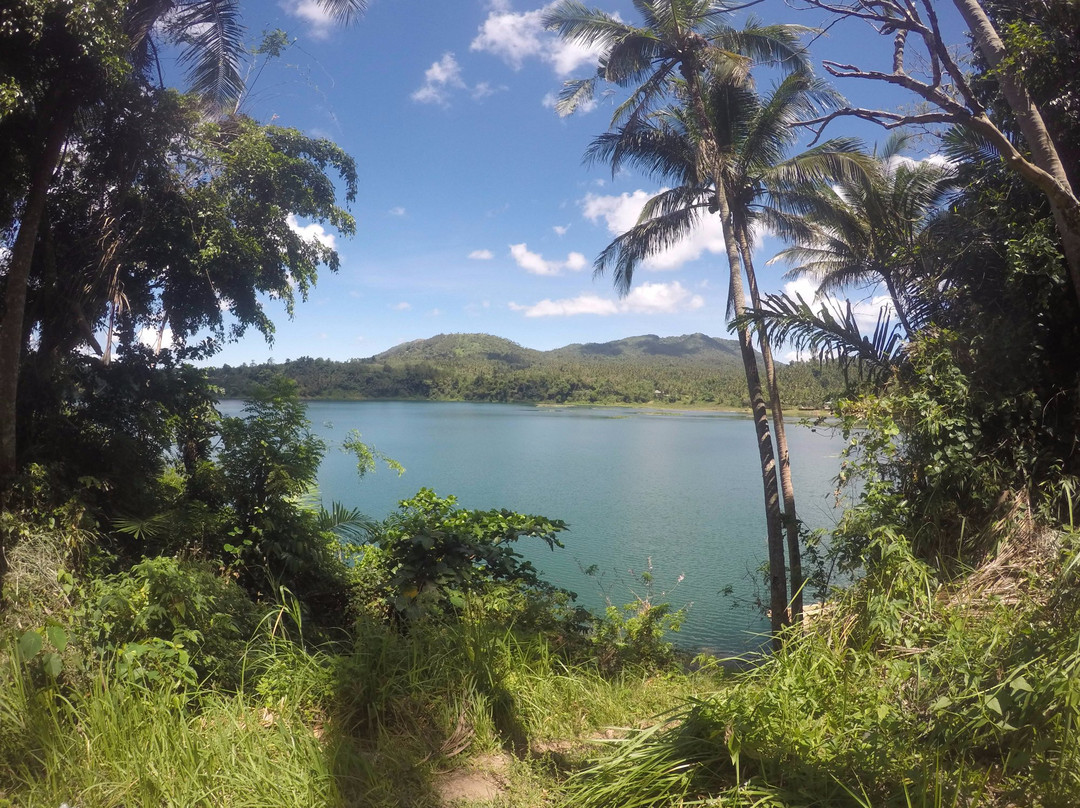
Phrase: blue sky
[{"left": 188, "top": 0, "right": 968, "bottom": 365}]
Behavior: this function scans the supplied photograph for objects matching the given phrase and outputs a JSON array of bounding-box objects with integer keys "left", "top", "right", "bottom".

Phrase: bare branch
[
  {"left": 793, "top": 0, "right": 1080, "bottom": 301},
  {"left": 799, "top": 107, "right": 954, "bottom": 144},
  {"left": 820, "top": 61, "right": 970, "bottom": 119},
  {"left": 892, "top": 29, "right": 907, "bottom": 74}
]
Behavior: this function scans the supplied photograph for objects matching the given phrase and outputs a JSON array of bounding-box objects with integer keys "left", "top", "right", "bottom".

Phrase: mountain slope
[
  {"left": 210, "top": 332, "right": 840, "bottom": 408},
  {"left": 549, "top": 333, "right": 743, "bottom": 362},
  {"left": 374, "top": 333, "right": 542, "bottom": 366}
]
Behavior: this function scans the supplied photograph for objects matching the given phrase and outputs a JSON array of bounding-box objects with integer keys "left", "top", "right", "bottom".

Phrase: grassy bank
[
  {"left": 4, "top": 523, "right": 1078, "bottom": 807},
  {"left": 0, "top": 562, "right": 717, "bottom": 807}
]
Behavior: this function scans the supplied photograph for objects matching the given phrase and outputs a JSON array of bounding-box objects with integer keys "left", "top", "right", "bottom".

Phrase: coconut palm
[
  {"left": 771, "top": 133, "right": 956, "bottom": 336},
  {"left": 545, "top": 0, "right": 817, "bottom": 638},
  {"left": 587, "top": 72, "right": 864, "bottom": 622}
]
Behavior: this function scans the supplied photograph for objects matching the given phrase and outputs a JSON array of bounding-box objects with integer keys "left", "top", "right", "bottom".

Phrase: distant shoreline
[
  {"left": 222, "top": 394, "right": 836, "bottom": 421},
  {"left": 533, "top": 400, "right": 835, "bottom": 418}
]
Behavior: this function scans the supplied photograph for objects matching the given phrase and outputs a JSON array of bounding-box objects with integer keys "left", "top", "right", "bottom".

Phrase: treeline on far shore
[{"left": 208, "top": 352, "right": 847, "bottom": 409}]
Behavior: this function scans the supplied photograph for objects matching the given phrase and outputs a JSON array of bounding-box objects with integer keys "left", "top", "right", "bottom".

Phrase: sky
[{"left": 177, "top": 0, "right": 969, "bottom": 366}]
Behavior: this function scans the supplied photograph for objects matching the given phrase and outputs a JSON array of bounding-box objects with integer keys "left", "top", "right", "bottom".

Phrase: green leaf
[
  {"left": 46, "top": 624, "right": 68, "bottom": 653},
  {"left": 984, "top": 695, "right": 1003, "bottom": 715},
  {"left": 1009, "top": 675, "right": 1033, "bottom": 693},
  {"left": 18, "top": 630, "right": 42, "bottom": 659},
  {"left": 42, "top": 652, "right": 63, "bottom": 678},
  {"left": 930, "top": 695, "right": 952, "bottom": 712}
]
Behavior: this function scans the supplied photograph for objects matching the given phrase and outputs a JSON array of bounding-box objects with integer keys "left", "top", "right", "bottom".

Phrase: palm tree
[
  {"left": 714, "top": 75, "right": 863, "bottom": 621},
  {"left": 771, "top": 133, "right": 956, "bottom": 336},
  {"left": 0, "top": 0, "right": 365, "bottom": 483},
  {"left": 544, "top": 0, "right": 814, "bottom": 640},
  {"left": 587, "top": 72, "right": 863, "bottom": 623}
]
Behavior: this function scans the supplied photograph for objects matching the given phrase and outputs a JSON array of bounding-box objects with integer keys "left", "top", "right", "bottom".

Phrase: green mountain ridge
[
  {"left": 210, "top": 332, "right": 840, "bottom": 408},
  {"left": 372, "top": 332, "right": 746, "bottom": 365}
]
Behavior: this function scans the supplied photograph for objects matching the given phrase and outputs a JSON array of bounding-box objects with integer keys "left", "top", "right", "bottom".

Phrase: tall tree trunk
[
  {"left": 681, "top": 61, "right": 788, "bottom": 645},
  {"left": 953, "top": 0, "right": 1080, "bottom": 303},
  {"left": 717, "top": 190, "right": 789, "bottom": 643},
  {"left": 737, "top": 226, "right": 803, "bottom": 622},
  {"left": 0, "top": 96, "right": 71, "bottom": 484}
]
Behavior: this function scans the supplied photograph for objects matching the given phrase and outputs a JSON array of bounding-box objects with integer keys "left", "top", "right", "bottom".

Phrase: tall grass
[
  {"left": 0, "top": 666, "right": 338, "bottom": 807},
  {"left": 559, "top": 532, "right": 1080, "bottom": 807},
  {"left": 0, "top": 598, "right": 712, "bottom": 808}
]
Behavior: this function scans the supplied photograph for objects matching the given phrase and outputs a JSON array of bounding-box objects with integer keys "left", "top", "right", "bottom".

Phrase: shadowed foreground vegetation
[{"left": 3, "top": 480, "right": 1078, "bottom": 806}]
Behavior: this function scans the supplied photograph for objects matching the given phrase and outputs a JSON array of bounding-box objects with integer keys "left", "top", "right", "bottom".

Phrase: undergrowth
[
  {"left": 0, "top": 527, "right": 712, "bottom": 808},
  {"left": 561, "top": 528, "right": 1080, "bottom": 807}
]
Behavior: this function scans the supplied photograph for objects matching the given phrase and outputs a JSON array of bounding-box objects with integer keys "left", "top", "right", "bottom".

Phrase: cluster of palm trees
[{"left": 543, "top": 0, "right": 957, "bottom": 642}]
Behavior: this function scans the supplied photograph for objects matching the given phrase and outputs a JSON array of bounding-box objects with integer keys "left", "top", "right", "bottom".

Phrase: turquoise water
[{"left": 223, "top": 400, "right": 847, "bottom": 655}]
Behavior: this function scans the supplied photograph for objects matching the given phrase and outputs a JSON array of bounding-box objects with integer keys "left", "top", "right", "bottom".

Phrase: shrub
[{"left": 80, "top": 556, "right": 258, "bottom": 688}]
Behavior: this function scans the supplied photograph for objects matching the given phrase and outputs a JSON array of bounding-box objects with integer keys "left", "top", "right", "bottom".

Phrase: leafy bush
[
  {"left": 359, "top": 488, "right": 570, "bottom": 623},
  {"left": 585, "top": 561, "right": 687, "bottom": 673},
  {"left": 80, "top": 556, "right": 258, "bottom": 688}
]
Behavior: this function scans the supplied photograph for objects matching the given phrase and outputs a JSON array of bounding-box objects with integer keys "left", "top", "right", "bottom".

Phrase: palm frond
[
  {"left": 542, "top": 2, "right": 629, "bottom": 47},
  {"left": 595, "top": 205, "right": 703, "bottom": 295},
  {"left": 556, "top": 75, "right": 599, "bottom": 117},
  {"left": 746, "top": 292, "right": 905, "bottom": 380},
  {"left": 175, "top": 0, "right": 246, "bottom": 107},
  {"left": 706, "top": 20, "right": 814, "bottom": 74},
  {"left": 639, "top": 184, "right": 710, "bottom": 220},
  {"left": 113, "top": 512, "right": 171, "bottom": 541},
  {"left": 316, "top": 0, "right": 366, "bottom": 25},
  {"left": 584, "top": 117, "right": 696, "bottom": 183},
  {"left": 608, "top": 61, "right": 677, "bottom": 127},
  {"left": 124, "top": 0, "right": 175, "bottom": 73},
  {"left": 942, "top": 125, "right": 1000, "bottom": 167},
  {"left": 317, "top": 501, "right": 376, "bottom": 545}
]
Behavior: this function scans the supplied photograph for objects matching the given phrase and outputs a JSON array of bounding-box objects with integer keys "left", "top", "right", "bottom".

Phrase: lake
[{"left": 223, "top": 400, "right": 848, "bottom": 655}]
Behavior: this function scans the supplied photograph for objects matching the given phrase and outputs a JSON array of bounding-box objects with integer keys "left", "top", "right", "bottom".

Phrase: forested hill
[{"left": 209, "top": 332, "right": 843, "bottom": 408}]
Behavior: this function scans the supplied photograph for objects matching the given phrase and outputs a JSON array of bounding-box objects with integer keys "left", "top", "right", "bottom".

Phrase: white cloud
[
  {"left": 279, "top": 0, "right": 337, "bottom": 40},
  {"left": 287, "top": 213, "right": 335, "bottom": 249},
  {"left": 472, "top": 81, "right": 502, "bottom": 99},
  {"left": 412, "top": 52, "right": 466, "bottom": 105},
  {"left": 469, "top": 249, "right": 495, "bottom": 260},
  {"left": 564, "top": 252, "right": 587, "bottom": 271},
  {"left": 553, "top": 224, "right": 569, "bottom": 236},
  {"left": 412, "top": 52, "right": 500, "bottom": 106},
  {"left": 510, "top": 295, "right": 618, "bottom": 317},
  {"left": 470, "top": 4, "right": 605, "bottom": 77},
  {"left": 510, "top": 243, "right": 588, "bottom": 276},
  {"left": 391, "top": 301, "right": 412, "bottom": 311},
  {"left": 623, "top": 281, "right": 705, "bottom": 313},
  {"left": 509, "top": 281, "right": 704, "bottom": 318},
  {"left": 885, "top": 152, "right": 955, "bottom": 175},
  {"left": 581, "top": 191, "right": 726, "bottom": 271},
  {"left": 389, "top": 206, "right": 406, "bottom": 216}
]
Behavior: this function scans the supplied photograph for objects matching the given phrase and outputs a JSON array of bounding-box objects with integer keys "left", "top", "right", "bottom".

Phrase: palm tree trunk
[
  {"left": 737, "top": 226, "right": 803, "bottom": 623},
  {"left": 716, "top": 190, "right": 789, "bottom": 644},
  {"left": 681, "top": 62, "right": 788, "bottom": 645},
  {"left": 0, "top": 97, "right": 71, "bottom": 485}
]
